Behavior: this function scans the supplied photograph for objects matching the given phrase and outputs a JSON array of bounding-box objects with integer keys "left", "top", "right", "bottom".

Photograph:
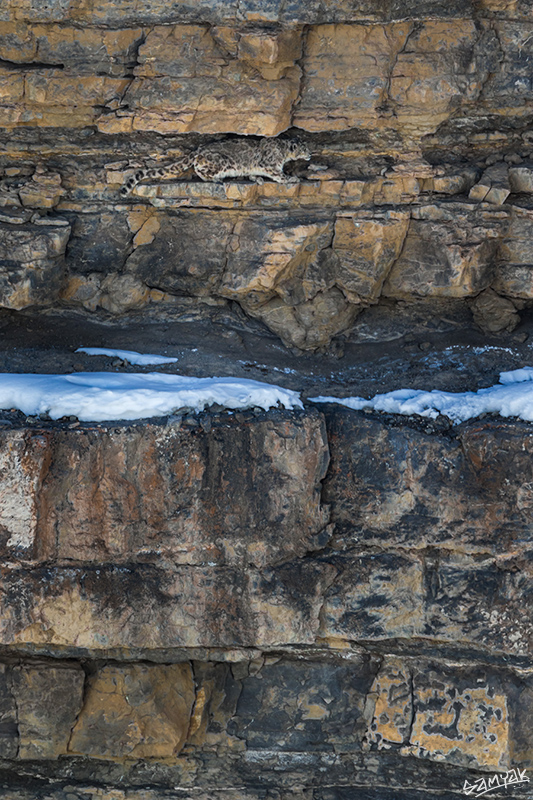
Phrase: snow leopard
[{"left": 120, "top": 138, "right": 312, "bottom": 196}]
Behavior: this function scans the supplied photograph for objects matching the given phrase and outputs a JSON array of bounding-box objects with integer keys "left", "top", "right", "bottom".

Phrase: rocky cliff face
[
  {"left": 1, "top": 408, "right": 533, "bottom": 799},
  {"left": 3, "top": 0, "right": 533, "bottom": 349},
  {"left": 2, "top": 0, "right": 533, "bottom": 798}
]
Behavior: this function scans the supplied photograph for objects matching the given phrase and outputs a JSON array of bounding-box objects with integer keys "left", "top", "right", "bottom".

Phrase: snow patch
[
  {"left": 76, "top": 347, "right": 178, "bottom": 366},
  {"left": 310, "top": 367, "right": 533, "bottom": 424},
  {"left": 0, "top": 372, "right": 303, "bottom": 422}
]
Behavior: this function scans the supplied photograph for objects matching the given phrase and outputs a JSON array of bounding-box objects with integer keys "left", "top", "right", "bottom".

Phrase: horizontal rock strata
[
  {"left": 0, "top": 407, "right": 531, "bottom": 799},
  {"left": 2, "top": 193, "right": 533, "bottom": 348},
  {"left": 2, "top": 0, "right": 533, "bottom": 348},
  {"left": 0, "top": 16, "right": 529, "bottom": 139},
  {"left": 2, "top": 0, "right": 533, "bottom": 796}
]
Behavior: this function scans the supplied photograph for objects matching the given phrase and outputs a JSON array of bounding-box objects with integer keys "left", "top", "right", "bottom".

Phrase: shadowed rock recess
[{"left": 3, "top": 0, "right": 533, "bottom": 798}]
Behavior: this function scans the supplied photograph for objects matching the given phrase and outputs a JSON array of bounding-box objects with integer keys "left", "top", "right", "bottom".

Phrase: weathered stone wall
[
  {"left": 3, "top": 0, "right": 533, "bottom": 348},
  {"left": 0, "top": 408, "right": 532, "bottom": 798},
  {"left": 2, "top": 0, "right": 533, "bottom": 797}
]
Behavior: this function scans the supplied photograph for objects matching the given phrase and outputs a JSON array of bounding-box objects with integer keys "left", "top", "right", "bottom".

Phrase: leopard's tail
[{"left": 120, "top": 154, "right": 195, "bottom": 196}]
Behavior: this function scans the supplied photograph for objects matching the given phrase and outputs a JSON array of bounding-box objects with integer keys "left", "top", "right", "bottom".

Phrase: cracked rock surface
[{"left": 3, "top": 0, "right": 533, "bottom": 797}]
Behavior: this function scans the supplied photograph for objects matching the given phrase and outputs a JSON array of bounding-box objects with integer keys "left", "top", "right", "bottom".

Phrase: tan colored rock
[
  {"left": 0, "top": 14, "right": 524, "bottom": 141},
  {"left": 97, "top": 274, "right": 150, "bottom": 314},
  {"left": 319, "top": 552, "right": 425, "bottom": 641},
  {"left": 495, "top": 206, "right": 533, "bottom": 296},
  {"left": 470, "top": 288, "right": 520, "bottom": 333},
  {"left": 220, "top": 218, "right": 334, "bottom": 306},
  {"left": 139, "top": 177, "right": 351, "bottom": 210},
  {"left": 125, "top": 206, "right": 164, "bottom": 248},
  {"left": 12, "top": 664, "right": 85, "bottom": 759},
  {"left": 390, "top": 20, "right": 491, "bottom": 137},
  {"left": 121, "top": 25, "right": 301, "bottom": 135},
  {"left": 383, "top": 204, "right": 503, "bottom": 298},
  {"left": 340, "top": 180, "right": 366, "bottom": 206},
  {"left": 0, "top": 24, "right": 143, "bottom": 130},
  {"left": 236, "top": 27, "right": 303, "bottom": 80},
  {"left": 249, "top": 287, "right": 360, "bottom": 350},
  {"left": 1, "top": 559, "right": 332, "bottom": 650},
  {"left": 126, "top": 206, "right": 155, "bottom": 234},
  {"left": 0, "top": 67, "right": 24, "bottom": 101},
  {"left": 333, "top": 211, "right": 410, "bottom": 301},
  {"left": 149, "top": 287, "right": 171, "bottom": 302},
  {"left": 0, "top": 219, "right": 70, "bottom": 309},
  {"left": 294, "top": 23, "right": 411, "bottom": 132},
  {"left": 0, "top": 24, "right": 142, "bottom": 73},
  {"left": 219, "top": 215, "right": 361, "bottom": 348},
  {"left": 132, "top": 214, "right": 161, "bottom": 247},
  {"left": 0, "top": 414, "right": 333, "bottom": 652},
  {"left": 23, "top": 73, "right": 129, "bottom": 128},
  {"left": 365, "top": 657, "right": 412, "bottom": 749},
  {"left": 408, "top": 669, "right": 510, "bottom": 770},
  {"left": 69, "top": 664, "right": 194, "bottom": 759},
  {"left": 19, "top": 169, "right": 65, "bottom": 209},
  {"left": 0, "top": 22, "right": 37, "bottom": 61},
  {"left": 295, "top": 20, "right": 492, "bottom": 139},
  {"left": 126, "top": 211, "right": 359, "bottom": 349},
  {"left": 60, "top": 273, "right": 101, "bottom": 310},
  {"left": 97, "top": 113, "right": 134, "bottom": 134},
  {"left": 469, "top": 163, "right": 511, "bottom": 204},
  {"left": 133, "top": 25, "right": 227, "bottom": 79},
  {"left": 475, "top": 0, "right": 529, "bottom": 12},
  {"left": 493, "top": 265, "right": 533, "bottom": 298},
  {"left": 18, "top": 414, "right": 329, "bottom": 568},
  {"left": 499, "top": 206, "right": 533, "bottom": 267},
  {"left": 0, "top": 106, "right": 21, "bottom": 127},
  {"left": 246, "top": 560, "right": 335, "bottom": 647},
  {"left": 369, "top": 175, "right": 420, "bottom": 205},
  {"left": 31, "top": 25, "right": 143, "bottom": 76},
  {"left": 387, "top": 153, "right": 436, "bottom": 179},
  {"left": 367, "top": 658, "right": 513, "bottom": 770},
  {"left": 422, "top": 167, "right": 479, "bottom": 195}
]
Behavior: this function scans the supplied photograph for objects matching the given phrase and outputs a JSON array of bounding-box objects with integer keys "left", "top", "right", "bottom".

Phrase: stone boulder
[{"left": 0, "top": 218, "right": 70, "bottom": 309}]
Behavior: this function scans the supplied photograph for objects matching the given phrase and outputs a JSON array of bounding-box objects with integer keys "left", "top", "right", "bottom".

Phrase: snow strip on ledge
[
  {"left": 310, "top": 367, "right": 533, "bottom": 424},
  {"left": 0, "top": 372, "right": 302, "bottom": 422},
  {"left": 76, "top": 347, "right": 178, "bottom": 366}
]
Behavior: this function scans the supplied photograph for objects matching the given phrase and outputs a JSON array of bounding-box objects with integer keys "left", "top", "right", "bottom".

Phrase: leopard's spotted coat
[{"left": 120, "top": 138, "right": 311, "bottom": 195}]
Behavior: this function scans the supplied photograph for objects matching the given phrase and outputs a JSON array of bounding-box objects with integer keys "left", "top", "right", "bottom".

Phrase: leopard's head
[{"left": 285, "top": 138, "right": 311, "bottom": 161}]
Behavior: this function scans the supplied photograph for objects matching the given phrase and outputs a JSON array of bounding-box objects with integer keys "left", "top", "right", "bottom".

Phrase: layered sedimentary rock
[
  {"left": 2, "top": 191, "right": 531, "bottom": 347},
  {"left": 3, "top": 0, "right": 533, "bottom": 346},
  {"left": 0, "top": 217, "right": 69, "bottom": 309},
  {"left": 2, "top": 0, "right": 533, "bottom": 797},
  {"left": 0, "top": 13, "right": 528, "bottom": 140},
  {"left": 0, "top": 408, "right": 532, "bottom": 799}
]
